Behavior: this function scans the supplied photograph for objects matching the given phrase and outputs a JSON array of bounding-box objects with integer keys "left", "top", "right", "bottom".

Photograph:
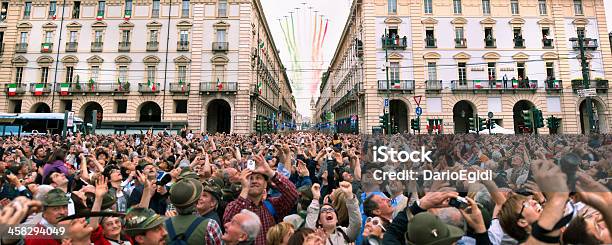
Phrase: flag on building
[
  {"left": 258, "top": 39, "right": 265, "bottom": 54},
  {"left": 474, "top": 80, "right": 483, "bottom": 89},
  {"left": 391, "top": 80, "right": 401, "bottom": 89},
  {"left": 148, "top": 79, "right": 156, "bottom": 91},
  {"left": 216, "top": 78, "right": 223, "bottom": 90},
  {"left": 257, "top": 81, "right": 262, "bottom": 95},
  {"left": 179, "top": 79, "right": 185, "bottom": 92},
  {"left": 7, "top": 84, "right": 17, "bottom": 96},
  {"left": 512, "top": 79, "right": 518, "bottom": 88},
  {"left": 117, "top": 78, "right": 122, "bottom": 91},
  {"left": 89, "top": 78, "right": 95, "bottom": 91},
  {"left": 34, "top": 84, "right": 44, "bottom": 96},
  {"left": 42, "top": 43, "right": 51, "bottom": 52},
  {"left": 60, "top": 83, "right": 70, "bottom": 96}
]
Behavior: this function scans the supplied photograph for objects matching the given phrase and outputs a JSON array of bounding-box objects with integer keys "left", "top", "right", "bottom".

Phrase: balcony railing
[
  {"left": 382, "top": 36, "right": 407, "bottom": 50},
  {"left": 91, "top": 42, "right": 103, "bottom": 52},
  {"left": 138, "top": 82, "right": 161, "bottom": 93},
  {"left": 29, "top": 83, "right": 53, "bottom": 95},
  {"left": 118, "top": 41, "right": 131, "bottom": 52},
  {"left": 426, "top": 80, "right": 443, "bottom": 91},
  {"left": 15, "top": 43, "right": 28, "bottom": 53},
  {"left": 177, "top": 41, "right": 189, "bottom": 51},
  {"left": 169, "top": 83, "right": 190, "bottom": 93},
  {"left": 455, "top": 38, "right": 467, "bottom": 48},
  {"left": 542, "top": 38, "right": 554, "bottom": 48},
  {"left": 212, "top": 42, "right": 228, "bottom": 52},
  {"left": 71, "top": 82, "right": 130, "bottom": 93},
  {"left": 65, "top": 42, "right": 78, "bottom": 52},
  {"left": 199, "top": 82, "right": 237, "bottom": 92},
  {"left": 571, "top": 79, "right": 608, "bottom": 91},
  {"left": 377, "top": 80, "right": 415, "bottom": 92},
  {"left": 451, "top": 80, "right": 537, "bottom": 91},
  {"left": 147, "top": 41, "right": 159, "bottom": 51},
  {"left": 484, "top": 38, "right": 496, "bottom": 48},
  {"left": 570, "top": 38, "right": 598, "bottom": 50},
  {"left": 513, "top": 38, "right": 525, "bottom": 48},
  {"left": 6, "top": 83, "right": 27, "bottom": 96},
  {"left": 544, "top": 80, "right": 563, "bottom": 92},
  {"left": 41, "top": 43, "right": 53, "bottom": 53},
  {"left": 332, "top": 83, "right": 363, "bottom": 111},
  {"left": 152, "top": 9, "right": 159, "bottom": 17},
  {"left": 425, "top": 37, "right": 436, "bottom": 48}
]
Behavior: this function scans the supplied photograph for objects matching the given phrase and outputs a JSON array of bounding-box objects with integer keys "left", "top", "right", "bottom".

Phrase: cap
[
  {"left": 101, "top": 188, "right": 117, "bottom": 210},
  {"left": 202, "top": 179, "right": 222, "bottom": 202},
  {"left": 43, "top": 188, "right": 70, "bottom": 207},
  {"left": 169, "top": 178, "right": 202, "bottom": 208},
  {"left": 406, "top": 212, "right": 464, "bottom": 245},
  {"left": 178, "top": 170, "right": 199, "bottom": 180},
  {"left": 124, "top": 208, "right": 166, "bottom": 236}
]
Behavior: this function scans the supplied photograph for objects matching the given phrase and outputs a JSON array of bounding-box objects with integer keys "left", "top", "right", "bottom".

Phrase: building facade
[
  {"left": 317, "top": 0, "right": 612, "bottom": 134},
  {"left": 1, "top": 0, "right": 294, "bottom": 134}
]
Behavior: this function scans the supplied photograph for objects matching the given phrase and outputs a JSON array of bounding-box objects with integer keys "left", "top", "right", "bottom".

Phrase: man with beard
[
  {"left": 124, "top": 208, "right": 168, "bottom": 245},
  {"left": 223, "top": 154, "right": 299, "bottom": 245}
]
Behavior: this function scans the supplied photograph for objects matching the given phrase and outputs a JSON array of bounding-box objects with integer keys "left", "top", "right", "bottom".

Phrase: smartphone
[
  {"left": 448, "top": 197, "right": 469, "bottom": 209},
  {"left": 247, "top": 159, "right": 256, "bottom": 170}
]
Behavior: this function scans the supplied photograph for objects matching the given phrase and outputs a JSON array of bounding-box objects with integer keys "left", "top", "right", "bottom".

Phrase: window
[
  {"left": 511, "top": 0, "right": 519, "bottom": 15},
  {"left": 49, "top": 1, "right": 57, "bottom": 18},
  {"left": 94, "top": 30, "right": 103, "bottom": 43},
  {"left": 181, "top": 0, "right": 189, "bottom": 17},
  {"left": 24, "top": 2, "right": 31, "bottom": 18},
  {"left": 175, "top": 100, "right": 188, "bottom": 113},
  {"left": 424, "top": 0, "right": 432, "bottom": 13},
  {"left": 15, "top": 67, "right": 24, "bottom": 83},
  {"left": 1, "top": 2, "right": 8, "bottom": 21},
  {"left": 453, "top": 0, "right": 461, "bottom": 14},
  {"left": 97, "top": 1, "right": 105, "bottom": 17},
  {"left": 178, "top": 65, "right": 187, "bottom": 82},
  {"left": 389, "top": 62, "right": 400, "bottom": 81},
  {"left": 180, "top": 30, "right": 189, "bottom": 42},
  {"left": 218, "top": 0, "right": 227, "bottom": 17},
  {"left": 152, "top": 0, "right": 160, "bottom": 17},
  {"left": 482, "top": 0, "right": 490, "bottom": 15},
  {"left": 91, "top": 66, "right": 100, "bottom": 82},
  {"left": 115, "top": 100, "right": 127, "bottom": 113},
  {"left": 146, "top": 66, "right": 156, "bottom": 82},
  {"left": 573, "top": 0, "right": 583, "bottom": 15},
  {"left": 517, "top": 62, "right": 525, "bottom": 79},
  {"left": 72, "top": 1, "right": 80, "bottom": 18},
  {"left": 45, "top": 31, "right": 53, "bottom": 43},
  {"left": 62, "top": 100, "right": 72, "bottom": 111},
  {"left": 546, "top": 62, "right": 555, "bottom": 79},
  {"left": 41, "top": 67, "right": 49, "bottom": 83},
  {"left": 538, "top": 0, "right": 547, "bottom": 15},
  {"left": 11, "top": 100, "right": 22, "bottom": 113},
  {"left": 388, "top": 0, "right": 397, "bottom": 14},
  {"left": 216, "top": 29, "right": 226, "bottom": 42},
  {"left": 458, "top": 62, "right": 467, "bottom": 81},
  {"left": 122, "top": 30, "right": 130, "bottom": 42},
  {"left": 125, "top": 0, "right": 132, "bottom": 16},
  {"left": 427, "top": 62, "right": 437, "bottom": 81},
  {"left": 119, "top": 66, "right": 128, "bottom": 82},
  {"left": 20, "top": 32, "right": 27, "bottom": 43},
  {"left": 214, "top": 64, "right": 225, "bottom": 82},
  {"left": 487, "top": 62, "right": 496, "bottom": 80},
  {"left": 69, "top": 31, "right": 77, "bottom": 42},
  {"left": 455, "top": 27, "right": 464, "bottom": 39},
  {"left": 150, "top": 30, "right": 158, "bottom": 42},
  {"left": 65, "top": 67, "right": 74, "bottom": 83}
]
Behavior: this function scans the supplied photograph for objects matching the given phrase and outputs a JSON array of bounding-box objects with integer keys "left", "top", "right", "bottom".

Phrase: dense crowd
[{"left": 0, "top": 130, "right": 609, "bottom": 245}]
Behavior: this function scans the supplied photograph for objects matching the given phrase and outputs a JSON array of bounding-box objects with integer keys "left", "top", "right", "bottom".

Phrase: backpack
[{"left": 164, "top": 217, "right": 209, "bottom": 245}]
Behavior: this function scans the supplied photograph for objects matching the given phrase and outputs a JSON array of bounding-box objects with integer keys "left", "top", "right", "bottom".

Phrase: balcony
[
  {"left": 425, "top": 37, "right": 437, "bottom": 48},
  {"left": 152, "top": 9, "right": 159, "bottom": 17},
  {"left": 147, "top": 41, "right": 159, "bottom": 51},
  {"left": 542, "top": 38, "right": 554, "bottom": 48},
  {"left": 332, "top": 83, "right": 363, "bottom": 111},
  {"left": 212, "top": 42, "right": 228, "bottom": 52},
  {"left": 455, "top": 38, "right": 467, "bottom": 48},
  {"left": 451, "top": 80, "right": 537, "bottom": 93},
  {"left": 426, "top": 80, "right": 443, "bottom": 92},
  {"left": 138, "top": 82, "right": 161, "bottom": 93},
  {"left": 513, "top": 38, "right": 525, "bottom": 48},
  {"left": 169, "top": 82, "right": 190, "bottom": 94},
  {"left": 29, "top": 83, "right": 53, "bottom": 95},
  {"left": 571, "top": 79, "right": 608, "bottom": 93},
  {"left": 118, "top": 41, "right": 131, "bottom": 52},
  {"left": 65, "top": 42, "right": 78, "bottom": 52},
  {"left": 199, "top": 82, "right": 237, "bottom": 93},
  {"left": 377, "top": 80, "right": 414, "bottom": 93},
  {"left": 570, "top": 38, "right": 598, "bottom": 50},
  {"left": 177, "top": 41, "right": 189, "bottom": 51},
  {"left": 6, "top": 83, "right": 27, "bottom": 96},
  {"left": 381, "top": 36, "right": 407, "bottom": 50},
  {"left": 41, "top": 43, "right": 53, "bottom": 53},
  {"left": 484, "top": 38, "right": 496, "bottom": 48},
  {"left": 71, "top": 82, "right": 130, "bottom": 94},
  {"left": 91, "top": 42, "right": 103, "bottom": 52},
  {"left": 544, "top": 80, "right": 563, "bottom": 93},
  {"left": 15, "top": 43, "right": 28, "bottom": 53}
]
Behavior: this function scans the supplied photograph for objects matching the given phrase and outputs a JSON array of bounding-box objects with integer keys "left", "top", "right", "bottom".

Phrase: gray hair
[
  {"left": 437, "top": 207, "right": 465, "bottom": 231},
  {"left": 239, "top": 209, "right": 261, "bottom": 242},
  {"left": 34, "top": 185, "right": 54, "bottom": 201}
]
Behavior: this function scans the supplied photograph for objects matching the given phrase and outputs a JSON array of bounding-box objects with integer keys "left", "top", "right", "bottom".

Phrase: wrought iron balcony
[
  {"left": 381, "top": 36, "right": 407, "bottom": 50},
  {"left": 169, "top": 82, "right": 190, "bottom": 93},
  {"left": 484, "top": 38, "right": 496, "bottom": 48},
  {"left": 571, "top": 79, "right": 608, "bottom": 92},
  {"left": 426, "top": 80, "right": 443, "bottom": 91},
  {"left": 15, "top": 43, "right": 28, "bottom": 53},
  {"left": 41, "top": 43, "right": 53, "bottom": 53},
  {"left": 199, "top": 82, "right": 237, "bottom": 92},
  {"left": 91, "top": 42, "right": 103, "bottom": 52},
  {"left": 29, "top": 83, "right": 52, "bottom": 95},
  {"left": 138, "top": 82, "right": 161, "bottom": 93},
  {"left": 544, "top": 80, "right": 562, "bottom": 93},
  {"left": 6, "top": 83, "right": 27, "bottom": 96},
  {"left": 513, "top": 38, "right": 525, "bottom": 48},
  {"left": 455, "top": 38, "right": 467, "bottom": 48},
  {"left": 70, "top": 82, "right": 130, "bottom": 94},
  {"left": 542, "top": 38, "right": 554, "bottom": 48},
  {"left": 570, "top": 38, "right": 598, "bottom": 50},
  {"left": 118, "top": 41, "right": 131, "bottom": 52},
  {"left": 425, "top": 37, "right": 436, "bottom": 48},
  {"left": 65, "top": 42, "right": 78, "bottom": 52},
  {"left": 212, "top": 42, "right": 228, "bottom": 52},
  {"left": 177, "top": 41, "right": 189, "bottom": 51},
  {"left": 451, "top": 80, "right": 537, "bottom": 92},
  {"left": 332, "top": 83, "right": 363, "bottom": 111},
  {"left": 377, "top": 80, "right": 415, "bottom": 92},
  {"left": 147, "top": 41, "right": 159, "bottom": 51}
]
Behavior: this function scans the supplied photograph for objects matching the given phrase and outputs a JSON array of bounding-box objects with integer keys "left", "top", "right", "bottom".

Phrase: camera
[{"left": 448, "top": 197, "right": 469, "bottom": 209}]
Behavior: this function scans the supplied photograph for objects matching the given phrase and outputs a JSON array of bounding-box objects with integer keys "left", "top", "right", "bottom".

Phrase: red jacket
[
  {"left": 91, "top": 224, "right": 134, "bottom": 245},
  {"left": 24, "top": 223, "right": 61, "bottom": 245}
]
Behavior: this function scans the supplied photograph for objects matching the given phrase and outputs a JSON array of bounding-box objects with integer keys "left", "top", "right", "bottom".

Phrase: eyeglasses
[
  {"left": 518, "top": 196, "right": 533, "bottom": 218},
  {"left": 366, "top": 217, "right": 387, "bottom": 232},
  {"left": 320, "top": 207, "right": 336, "bottom": 213}
]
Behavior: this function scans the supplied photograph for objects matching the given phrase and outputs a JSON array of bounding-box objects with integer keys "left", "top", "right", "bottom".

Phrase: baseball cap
[{"left": 406, "top": 212, "right": 465, "bottom": 245}]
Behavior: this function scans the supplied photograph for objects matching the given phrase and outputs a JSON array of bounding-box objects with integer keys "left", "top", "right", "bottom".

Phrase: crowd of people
[{"left": 0, "top": 130, "right": 609, "bottom": 245}]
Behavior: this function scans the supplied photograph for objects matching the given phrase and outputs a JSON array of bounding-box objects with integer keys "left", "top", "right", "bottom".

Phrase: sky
[{"left": 260, "top": 0, "right": 352, "bottom": 118}]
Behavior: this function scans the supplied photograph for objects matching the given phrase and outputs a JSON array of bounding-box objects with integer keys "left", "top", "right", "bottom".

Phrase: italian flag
[
  {"left": 148, "top": 80, "right": 156, "bottom": 91},
  {"left": 7, "top": 84, "right": 17, "bottom": 96},
  {"left": 512, "top": 79, "right": 518, "bottom": 88},
  {"left": 60, "top": 83, "right": 70, "bottom": 96},
  {"left": 216, "top": 78, "right": 223, "bottom": 90},
  {"left": 89, "top": 78, "right": 95, "bottom": 91},
  {"left": 257, "top": 81, "right": 262, "bottom": 95},
  {"left": 258, "top": 40, "right": 265, "bottom": 53},
  {"left": 553, "top": 80, "right": 559, "bottom": 88},
  {"left": 474, "top": 80, "right": 483, "bottom": 89},
  {"left": 117, "top": 78, "right": 122, "bottom": 91},
  {"left": 42, "top": 43, "right": 51, "bottom": 52},
  {"left": 179, "top": 79, "right": 185, "bottom": 92},
  {"left": 391, "top": 80, "right": 401, "bottom": 89},
  {"left": 34, "top": 84, "right": 44, "bottom": 96}
]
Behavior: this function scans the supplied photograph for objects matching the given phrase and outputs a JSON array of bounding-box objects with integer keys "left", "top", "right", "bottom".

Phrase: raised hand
[
  {"left": 459, "top": 197, "right": 486, "bottom": 233},
  {"left": 252, "top": 154, "right": 274, "bottom": 178},
  {"left": 94, "top": 176, "right": 108, "bottom": 198},
  {"left": 311, "top": 183, "right": 321, "bottom": 200},
  {"left": 339, "top": 181, "right": 353, "bottom": 197}
]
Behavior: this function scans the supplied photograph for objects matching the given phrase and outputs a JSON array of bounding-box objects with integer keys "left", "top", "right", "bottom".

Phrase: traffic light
[
  {"left": 379, "top": 114, "right": 389, "bottom": 132},
  {"left": 522, "top": 110, "right": 533, "bottom": 130},
  {"left": 546, "top": 116, "right": 553, "bottom": 129},
  {"left": 468, "top": 117, "right": 476, "bottom": 132},
  {"left": 534, "top": 109, "right": 545, "bottom": 128},
  {"left": 410, "top": 118, "right": 420, "bottom": 131},
  {"left": 256, "top": 116, "right": 266, "bottom": 132},
  {"left": 478, "top": 117, "right": 487, "bottom": 132}
]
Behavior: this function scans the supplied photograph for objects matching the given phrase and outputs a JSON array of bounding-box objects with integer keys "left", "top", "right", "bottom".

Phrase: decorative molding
[
  {"left": 541, "top": 52, "right": 558, "bottom": 60},
  {"left": 512, "top": 52, "right": 529, "bottom": 60},
  {"left": 12, "top": 55, "right": 28, "bottom": 64},
  {"left": 537, "top": 18, "right": 554, "bottom": 25},
  {"left": 36, "top": 55, "right": 54, "bottom": 64},
  {"left": 17, "top": 22, "right": 33, "bottom": 30},
  {"left": 176, "top": 20, "right": 193, "bottom": 29},
  {"left": 213, "top": 21, "right": 230, "bottom": 28},
  {"left": 479, "top": 18, "right": 496, "bottom": 25},
  {"left": 91, "top": 21, "right": 107, "bottom": 29},
  {"left": 423, "top": 52, "right": 441, "bottom": 60},
  {"left": 174, "top": 55, "right": 191, "bottom": 64},
  {"left": 421, "top": 17, "right": 438, "bottom": 25},
  {"left": 66, "top": 22, "right": 83, "bottom": 30},
  {"left": 384, "top": 16, "right": 402, "bottom": 25},
  {"left": 87, "top": 55, "right": 104, "bottom": 64},
  {"left": 388, "top": 52, "right": 403, "bottom": 60},
  {"left": 572, "top": 18, "right": 589, "bottom": 26},
  {"left": 453, "top": 52, "right": 471, "bottom": 60},
  {"left": 118, "top": 21, "right": 134, "bottom": 30},
  {"left": 451, "top": 17, "right": 468, "bottom": 25},
  {"left": 482, "top": 52, "right": 501, "bottom": 60},
  {"left": 115, "top": 55, "right": 132, "bottom": 64},
  {"left": 508, "top": 17, "right": 525, "bottom": 25},
  {"left": 61, "top": 55, "right": 79, "bottom": 64},
  {"left": 42, "top": 22, "right": 57, "bottom": 30},
  {"left": 211, "top": 55, "right": 229, "bottom": 64},
  {"left": 146, "top": 21, "right": 162, "bottom": 29},
  {"left": 143, "top": 55, "right": 161, "bottom": 64}
]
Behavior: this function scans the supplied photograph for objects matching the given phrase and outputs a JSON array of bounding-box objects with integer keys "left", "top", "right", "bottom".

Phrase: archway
[
  {"left": 452, "top": 100, "right": 475, "bottom": 134},
  {"left": 512, "top": 100, "right": 535, "bottom": 134},
  {"left": 31, "top": 103, "right": 50, "bottom": 113},
  {"left": 139, "top": 102, "right": 162, "bottom": 122},
  {"left": 81, "top": 102, "right": 103, "bottom": 127},
  {"left": 206, "top": 99, "right": 231, "bottom": 133},
  {"left": 579, "top": 99, "right": 607, "bottom": 134},
  {"left": 389, "top": 100, "right": 408, "bottom": 133}
]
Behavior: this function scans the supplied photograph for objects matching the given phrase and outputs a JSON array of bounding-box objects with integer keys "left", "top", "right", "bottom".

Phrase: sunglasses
[{"left": 366, "top": 217, "right": 387, "bottom": 232}]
